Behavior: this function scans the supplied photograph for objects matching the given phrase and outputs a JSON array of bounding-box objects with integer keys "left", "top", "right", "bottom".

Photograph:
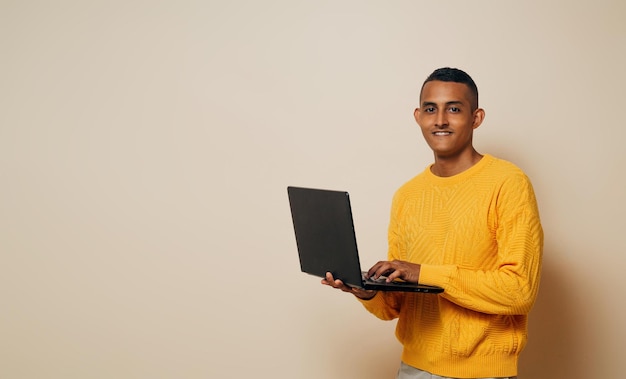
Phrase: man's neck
[{"left": 431, "top": 150, "right": 483, "bottom": 177}]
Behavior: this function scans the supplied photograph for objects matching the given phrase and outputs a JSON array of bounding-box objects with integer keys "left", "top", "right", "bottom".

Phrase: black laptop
[{"left": 287, "top": 186, "right": 443, "bottom": 294}]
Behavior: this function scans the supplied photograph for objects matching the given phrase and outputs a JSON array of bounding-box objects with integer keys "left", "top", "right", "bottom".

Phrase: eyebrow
[{"left": 421, "top": 100, "right": 465, "bottom": 107}]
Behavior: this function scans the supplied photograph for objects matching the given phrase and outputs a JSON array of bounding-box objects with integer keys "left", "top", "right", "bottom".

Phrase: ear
[
  {"left": 472, "top": 108, "right": 485, "bottom": 129},
  {"left": 413, "top": 108, "right": 420, "bottom": 123}
]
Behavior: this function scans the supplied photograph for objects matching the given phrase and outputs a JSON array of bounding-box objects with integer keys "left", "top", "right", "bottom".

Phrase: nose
[{"left": 435, "top": 112, "right": 448, "bottom": 128}]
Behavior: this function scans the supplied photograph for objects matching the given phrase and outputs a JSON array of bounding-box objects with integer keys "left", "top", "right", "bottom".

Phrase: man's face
[{"left": 415, "top": 80, "right": 484, "bottom": 160}]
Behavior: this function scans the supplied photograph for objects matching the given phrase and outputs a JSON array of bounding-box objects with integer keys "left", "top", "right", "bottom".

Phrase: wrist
[{"left": 355, "top": 291, "right": 377, "bottom": 300}]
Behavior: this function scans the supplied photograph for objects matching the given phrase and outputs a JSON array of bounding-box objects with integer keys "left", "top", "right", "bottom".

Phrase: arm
[
  {"left": 320, "top": 272, "right": 376, "bottom": 300},
  {"left": 320, "top": 272, "right": 402, "bottom": 320},
  {"left": 420, "top": 174, "right": 543, "bottom": 315}
]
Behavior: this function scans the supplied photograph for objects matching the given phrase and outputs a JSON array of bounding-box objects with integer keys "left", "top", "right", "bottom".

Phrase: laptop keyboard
[
  {"left": 362, "top": 272, "right": 392, "bottom": 284},
  {"left": 363, "top": 272, "right": 410, "bottom": 285}
]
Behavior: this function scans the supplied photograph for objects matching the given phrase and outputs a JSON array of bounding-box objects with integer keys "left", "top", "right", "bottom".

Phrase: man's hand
[
  {"left": 321, "top": 272, "right": 377, "bottom": 300},
  {"left": 367, "top": 260, "right": 421, "bottom": 284}
]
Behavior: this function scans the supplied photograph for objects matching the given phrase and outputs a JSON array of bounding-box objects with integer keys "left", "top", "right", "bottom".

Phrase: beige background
[{"left": 1, "top": 1, "right": 625, "bottom": 378}]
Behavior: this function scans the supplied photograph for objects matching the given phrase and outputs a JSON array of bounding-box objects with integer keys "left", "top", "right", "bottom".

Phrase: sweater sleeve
[
  {"left": 419, "top": 173, "right": 543, "bottom": 315},
  {"left": 357, "top": 291, "right": 403, "bottom": 320}
]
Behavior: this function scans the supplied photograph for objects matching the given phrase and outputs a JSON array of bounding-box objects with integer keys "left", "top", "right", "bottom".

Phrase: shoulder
[
  {"left": 482, "top": 155, "right": 532, "bottom": 185},
  {"left": 484, "top": 156, "right": 540, "bottom": 210},
  {"left": 393, "top": 168, "right": 430, "bottom": 198}
]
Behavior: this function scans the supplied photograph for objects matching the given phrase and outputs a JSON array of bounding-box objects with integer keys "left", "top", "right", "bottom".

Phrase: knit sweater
[{"left": 359, "top": 154, "right": 543, "bottom": 378}]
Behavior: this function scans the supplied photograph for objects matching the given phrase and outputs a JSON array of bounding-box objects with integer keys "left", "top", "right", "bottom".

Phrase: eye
[
  {"left": 449, "top": 107, "right": 460, "bottom": 113},
  {"left": 424, "top": 107, "right": 436, "bottom": 113}
]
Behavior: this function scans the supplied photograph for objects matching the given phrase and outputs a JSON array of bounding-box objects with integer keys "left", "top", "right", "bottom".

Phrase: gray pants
[{"left": 396, "top": 362, "right": 517, "bottom": 379}]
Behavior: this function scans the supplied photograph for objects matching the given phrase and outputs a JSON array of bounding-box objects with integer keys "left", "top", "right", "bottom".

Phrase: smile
[{"left": 433, "top": 131, "right": 452, "bottom": 136}]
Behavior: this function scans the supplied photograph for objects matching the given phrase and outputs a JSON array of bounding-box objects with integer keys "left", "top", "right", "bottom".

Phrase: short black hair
[{"left": 420, "top": 67, "right": 479, "bottom": 110}]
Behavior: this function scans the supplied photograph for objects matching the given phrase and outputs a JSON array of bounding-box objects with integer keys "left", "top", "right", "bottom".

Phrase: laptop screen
[{"left": 287, "top": 186, "right": 365, "bottom": 288}]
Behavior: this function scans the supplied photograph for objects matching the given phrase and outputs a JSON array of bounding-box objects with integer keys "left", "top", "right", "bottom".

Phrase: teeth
[{"left": 434, "top": 132, "right": 450, "bottom": 135}]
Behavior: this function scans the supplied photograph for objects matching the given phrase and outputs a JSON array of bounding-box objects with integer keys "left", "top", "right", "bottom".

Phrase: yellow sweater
[{"left": 360, "top": 154, "right": 543, "bottom": 378}]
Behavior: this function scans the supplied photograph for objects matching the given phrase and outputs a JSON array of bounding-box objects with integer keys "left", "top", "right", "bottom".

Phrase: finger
[
  {"left": 322, "top": 272, "right": 351, "bottom": 290},
  {"left": 374, "top": 262, "right": 396, "bottom": 280},
  {"left": 385, "top": 269, "right": 402, "bottom": 282},
  {"left": 323, "top": 272, "right": 336, "bottom": 284},
  {"left": 321, "top": 272, "right": 336, "bottom": 286},
  {"left": 367, "top": 261, "right": 389, "bottom": 278}
]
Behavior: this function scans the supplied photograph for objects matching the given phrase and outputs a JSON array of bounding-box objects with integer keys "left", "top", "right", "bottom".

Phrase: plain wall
[{"left": 1, "top": 1, "right": 625, "bottom": 378}]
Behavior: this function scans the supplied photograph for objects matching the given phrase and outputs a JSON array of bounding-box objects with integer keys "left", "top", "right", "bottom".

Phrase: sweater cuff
[{"left": 356, "top": 291, "right": 386, "bottom": 310}]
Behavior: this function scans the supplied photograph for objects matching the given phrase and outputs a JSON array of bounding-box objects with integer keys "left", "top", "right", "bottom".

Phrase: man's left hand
[{"left": 366, "top": 260, "right": 421, "bottom": 284}]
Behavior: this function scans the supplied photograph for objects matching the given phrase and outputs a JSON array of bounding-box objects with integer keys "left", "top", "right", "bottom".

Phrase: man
[{"left": 322, "top": 67, "right": 543, "bottom": 379}]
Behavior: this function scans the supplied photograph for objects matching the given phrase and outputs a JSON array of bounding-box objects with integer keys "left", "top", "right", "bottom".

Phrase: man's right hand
[{"left": 321, "top": 272, "right": 377, "bottom": 300}]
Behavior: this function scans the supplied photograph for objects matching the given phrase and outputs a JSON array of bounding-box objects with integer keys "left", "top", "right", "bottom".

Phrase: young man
[{"left": 322, "top": 67, "right": 543, "bottom": 379}]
